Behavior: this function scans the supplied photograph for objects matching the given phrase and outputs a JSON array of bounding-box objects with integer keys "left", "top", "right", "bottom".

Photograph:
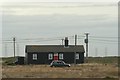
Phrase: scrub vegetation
[{"left": 1, "top": 57, "right": 119, "bottom": 78}]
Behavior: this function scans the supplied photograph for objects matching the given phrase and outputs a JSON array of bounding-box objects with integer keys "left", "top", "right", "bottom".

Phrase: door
[{"left": 54, "top": 53, "right": 58, "bottom": 60}]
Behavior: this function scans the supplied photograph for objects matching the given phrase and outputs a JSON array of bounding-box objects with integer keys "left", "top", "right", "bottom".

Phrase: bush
[{"left": 2, "top": 57, "right": 16, "bottom": 66}]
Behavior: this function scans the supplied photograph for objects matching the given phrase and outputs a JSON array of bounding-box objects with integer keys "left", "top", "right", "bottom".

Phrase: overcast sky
[{"left": 1, "top": 2, "right": 118, "bottom": 57}]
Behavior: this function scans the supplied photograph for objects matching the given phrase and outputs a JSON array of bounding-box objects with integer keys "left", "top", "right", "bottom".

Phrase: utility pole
[
  {"left": 4, "top": 43, "right": 7, "bottom": 57},
  {"left": 84, "top": 33, "right": 89, "bottom": 63},
  {"left": 13, "top": 37, "right": 16, "bottom": 58},
  {"left": 74, "top": 34, "right": 77, "bottom": 65},
  {"left": 75, "top": 34, "right": 77, "bottom": 46},
  {"left": 105, "top": 47, "right": 107, "bottom": 57},
  {"left": 95, "top": 48, "right": 98, "bottom": 57},
  {"left": 17, "top": 42, "right": 19, "bottom": 57},
  {"left": 62, "top": 39, "right": 64, "bottom": 45}
]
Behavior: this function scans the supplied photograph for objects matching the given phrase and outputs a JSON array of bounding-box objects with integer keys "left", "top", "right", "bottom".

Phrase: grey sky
[{"left": 2, "top": 2, "right": 118, "bottom": 57}]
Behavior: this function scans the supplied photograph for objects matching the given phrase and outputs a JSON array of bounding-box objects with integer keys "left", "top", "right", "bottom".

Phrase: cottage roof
[{"left": 26, "top": 45, "right": 85, "bottom": 53}]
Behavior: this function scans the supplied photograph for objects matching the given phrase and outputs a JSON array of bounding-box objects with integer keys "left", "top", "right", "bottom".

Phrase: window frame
[
  {"left": 33, "top": 54, "right": 37, "bottom": 60},
  {"left": 48, "top": 53, "right": 53, "bottom": 60},
  {"left": 76, "top": 53, "right": 79, "bottom": 59},
  {"left": 59, "top": 53, "right": 63, "bottom": 59}
]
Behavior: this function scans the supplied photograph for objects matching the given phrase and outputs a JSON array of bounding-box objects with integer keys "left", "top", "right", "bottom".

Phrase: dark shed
[
  {"left": 15, "top": 56, "right": 25, "bottom": 65},
  {"left": 25, "top": 45, "right": 85, "bottom": 64}
]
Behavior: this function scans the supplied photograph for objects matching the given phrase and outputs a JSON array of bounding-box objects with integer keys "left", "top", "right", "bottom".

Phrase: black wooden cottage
[{"left": 25, "top": 45, "right": 85, "bottom": 64}]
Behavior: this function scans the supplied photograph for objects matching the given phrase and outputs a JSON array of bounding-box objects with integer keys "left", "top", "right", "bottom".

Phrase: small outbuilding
[{"left": 15, "top": 56, "right": 25, "bottom": 65}]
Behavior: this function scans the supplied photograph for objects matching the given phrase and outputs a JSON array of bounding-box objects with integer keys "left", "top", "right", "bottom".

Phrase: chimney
[{"left": 64, "top": 37, "right": 69, "bottom": 47}]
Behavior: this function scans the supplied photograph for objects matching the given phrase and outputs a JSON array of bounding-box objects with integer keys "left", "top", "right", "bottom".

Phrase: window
[
  {"left": 33, "top": 54, "right": 37, "bottom": 60},
  {"left": 48, "top": 53, "right": 53, "bottom": 60},
  {"left": 76, "top": 53, "right": 79, "bottom": 59},
  {"left": 59, "top": 53, "right": 63, "bottom": 59}
]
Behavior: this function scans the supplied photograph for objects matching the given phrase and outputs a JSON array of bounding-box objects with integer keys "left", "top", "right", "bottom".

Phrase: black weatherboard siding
[
  {"left": 25, "top": 45, "right": 85, "bottom": 64},
  {"left": 60, "top": 52, "right": 74, "bottom": 63},
  {"left": 27, "top": 52, "right": 51, "bottom": 64},
  {"left": 61, "top": 52, "right": 84, "bottom": 64},
  {"left": 27, "top": 52, "right": 50, "bottom": 64}
]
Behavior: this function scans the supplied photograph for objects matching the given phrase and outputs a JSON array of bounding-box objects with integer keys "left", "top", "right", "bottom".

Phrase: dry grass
[{"left": 2, "top": 63, "right": 118, "bottom": 78}]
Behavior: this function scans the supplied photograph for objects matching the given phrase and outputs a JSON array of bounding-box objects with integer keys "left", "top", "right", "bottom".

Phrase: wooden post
[
  {"left": 13, "top": 37, "right": 15, "bottom": 58},
  {"left": 74, "top": 35, "right": 77, "bottom": 65},
  {"left": 84, "top": 33, "right": 89, "bottom": 63}
]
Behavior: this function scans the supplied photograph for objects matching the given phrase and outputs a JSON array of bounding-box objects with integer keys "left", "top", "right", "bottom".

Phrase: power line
[
  {"left": 90, "top": 38, "right": 118, "bottom": 42},
  {"left": 2, "top": 35, "right": 118, "bottom": 41},
  {"left": 1, "top": 35, "right": 119, "bottom": 44},
  {"left": 2, "top": 39, "right": 119, "bottom": 44},
  {"left": 89, "top": 36, "right": 119, "bottom": 39},
  {"left": 89, "top": 40, "right": 118, "bottom": 44}
]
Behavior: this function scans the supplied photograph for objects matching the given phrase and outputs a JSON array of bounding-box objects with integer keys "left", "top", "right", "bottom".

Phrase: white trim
[
  {"left": 76, "top": 53, "right": 79, "bottom": 59},
  {"left": 59, "top": 53, "right": 63, "bottom": 59},
  {"left": 33, "top": 54, "right": 37, "bottom": 60},
  {"left": 48, "top": 53, "right": 53, "bottom": 60}
]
